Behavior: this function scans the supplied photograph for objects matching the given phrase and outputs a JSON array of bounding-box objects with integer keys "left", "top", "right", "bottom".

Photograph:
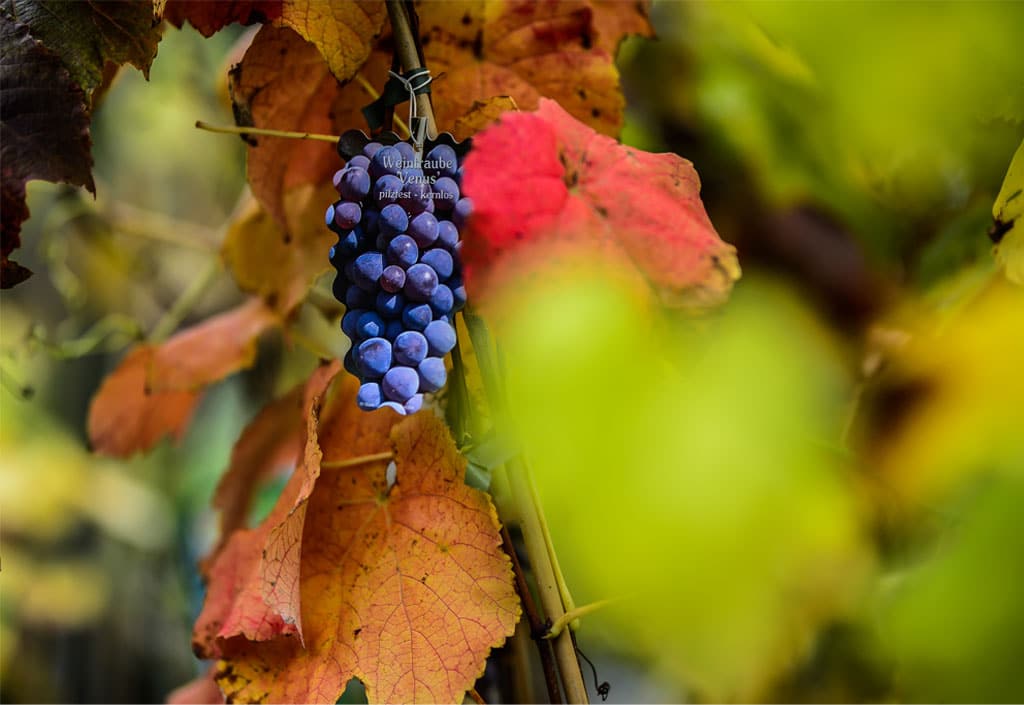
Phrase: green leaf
[
  {"left": 2, "top": 0, "right": 161, "bottom": 99},
  {"left": 500, "top": 268, "right": 871, "bottom": 699}
]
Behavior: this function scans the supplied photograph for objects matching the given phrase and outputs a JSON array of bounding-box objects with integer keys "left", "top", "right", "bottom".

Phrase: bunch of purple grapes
[{"left": 327, "top": 139, "right": 473, "bottom": 414}]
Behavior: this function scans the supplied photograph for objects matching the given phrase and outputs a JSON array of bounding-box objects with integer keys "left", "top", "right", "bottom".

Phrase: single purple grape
[
  {"left": 432, "top": 177, "right": 459, "bottom": 211},
  {"left": 357, "top": 382, "right": 382, "bottom": 410},
  {"left": 417, "top": 357, "right": 447, "bottom": 393},
  {"left": 376, "top": 290, "right": 404, "bottom": 318},
  {"left": 425, "top": 144, "right": 458, "bottom": 178},
  {"left": 436, "top": 220, "right": 459, "bottom": 250},
  {"left": 352, "top": 252, "right": 384, "bottom": 292},
  {"left": 380, "top": 264, "right": 406, "bottom": 293},
  {"left": 399, "top": 181, "right": 432, "bottom": 215},
  {"left": 369, "top": 145, "right": 402, "bottom": 180},
  {"left": 374, "top": 174, "right": 404, "bottom": 207},
  {"left": 379, "top": 203, "right": 409, "bottom": 237},
  {"left": 333, "top": 201, "right": 362, "bottom": 229},
  {"left": 404, "top": 263, "right": 439, "bottom": 302},
  {"left": 420, "top": 248, "right": 454, "bottom": 279},
  {"left": 363, "top": 141, "right": 384, "bottom": 158},
  {"left": 453, "top": 197, "right": 474, "bottom": 229},
  {"left": 395, "top": 141, "right": 416, "bottom": 164},
  {"left": 386, "top": 235, "right": 419, "bottom": 268},
  {"left": 339, "top": 167, "right": 371, "bottom": 201},
  {"left": 382, "top": 366, "right": 420, "bottom": 403},
  {"left": 403, "top": 394, "right": 423, "bottom": 414},
  {"left": 341, "top": 308, "right": 363, "bottom": 339},
  {"left": 402, "top": 303, "right": 432, "bottom": 331},
  {"left": 356, "top": 311, "right": 385, "bottom": 339},
  {"left": 408, "top": 212, "right": 439, "bottom": 248},
  {"left": 423, "top": 319, "right": 456, "bottom": 356},
  {"left": 356, "top": 337, "right": 392, "bottom": 378},
  {"left": 429, "top": 284, "right": 454, "bottom": 316},
  {"left": 393, "top": 330, "right": 428, "bottom": 366}
]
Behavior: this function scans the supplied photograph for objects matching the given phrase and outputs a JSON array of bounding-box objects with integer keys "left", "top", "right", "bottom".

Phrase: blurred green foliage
[
  {"left": 625, "top": 1, "right": 1023, "bottom": 275},
  {"left": 502, "top": 270, "right": 872, "bottom": 700}
]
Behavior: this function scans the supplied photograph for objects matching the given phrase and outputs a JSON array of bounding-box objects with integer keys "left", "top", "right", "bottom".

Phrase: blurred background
[{"left": 2, "top": 1, "right": 1023, "bottom": 702}]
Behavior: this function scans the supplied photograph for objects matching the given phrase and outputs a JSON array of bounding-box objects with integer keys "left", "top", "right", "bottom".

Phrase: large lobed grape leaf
[
  {"left": 415, "top": 0, "right": 652, "bottom": 138},
  {"left": 0, "top": 12, "right": 94, "bottom": 287},
  {"left": 461, "top": 99, "right": 741, "bottom": 315},
  {"left": 193, "top": 369, "right": 519, "bottom": 704},
  {"left": 87, "top": 298, "right": 278, "bottom": 457}
]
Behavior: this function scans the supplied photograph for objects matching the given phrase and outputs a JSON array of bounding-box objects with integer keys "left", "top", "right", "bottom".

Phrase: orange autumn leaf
[
  {"left": 194, "top": 362, "right": 341, "bottom": 655},
  {"left": 229, "top": 25, "right": 346, "bottom": 230},
  {"left": 149, "top": 298, "right": 278, "bottom": 393},
  {"left": 221, "top": 188, "right": 335, "bottom": 314},
  {"left": 413, "top": 0, "right": 652, "bottom": 137},
  {"left": 452, "top": 96, "right": 519, "bottom": 141},
  {"left": 461, "top": 99, "right": 741, "bottom": 314},
  {"left": 87, "top": 346, "right": 200, "bottom": 458},
  {"left": 259, "top": 366, "right": 398, "bottom": 640},
  {"left": 279, "top": 0, "right": 386, "bottom": 82},
  {"left": 88, "top": 300, "right": 277, "bottom": 457},
  {"left": 590, "top": 0, "right": 655, "bottom": 55},
  {"left": 214, "top": 411, "right": 520, "bottom": 704}
]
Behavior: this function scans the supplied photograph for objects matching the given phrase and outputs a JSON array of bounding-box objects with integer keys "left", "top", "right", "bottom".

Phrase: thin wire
[
  {"left": 574, "top": 644, "right": 610, "bottom": 702},
  {"left": 387, "top": 68, "right": 433, "bottom": 151}
]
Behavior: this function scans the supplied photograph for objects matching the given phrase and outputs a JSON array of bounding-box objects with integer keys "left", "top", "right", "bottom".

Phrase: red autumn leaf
[
  {"left": 88, "top": 299, "right": 278, "bottom": 457},
  {"left": 161, "top": 0, "right": 283, "bottom": 38},
  {"left": 193, "top": 362, "right": 342, "bottom": 655},
  {"left": 461, "top": 98, "right": 741, "bottom": 313},
  {"left": 214, "top": 410, "right": 520, "bottom": 704},
  {"left": 209, "top": 385, "right": 305, "bottom": 558},
  {"left": 87, "top": 346, "right": 200, "bottom": 458}
]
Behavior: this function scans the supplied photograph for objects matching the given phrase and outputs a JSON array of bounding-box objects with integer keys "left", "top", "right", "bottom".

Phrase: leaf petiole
[
  {"left": 194, "top": 120, "right": 340, "bottom": 143},
  {"left": 542, "top": 599, "right": 614, "bottom": 640},
  {"left": 321, "top": 451, "right": 394, "bottom": 469}
]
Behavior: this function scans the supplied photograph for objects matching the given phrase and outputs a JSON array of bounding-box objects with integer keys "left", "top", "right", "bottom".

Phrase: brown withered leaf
[{"left": 1, "top": 12, "right": 94, "bottom": 287}]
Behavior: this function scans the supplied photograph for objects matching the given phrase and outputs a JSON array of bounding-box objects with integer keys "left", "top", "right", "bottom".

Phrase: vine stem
[
  {"left": 502, "top": 525, "right": 563, "bottom": 703},
  {"left": 462, "top": 309, "right": 590, "bottom": 703},
  {"left": 385, "top": 0, "right": 438, "bottom": 139},
  {"left": 506, "top": 455, "right": 590, "bottom": 704}
]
